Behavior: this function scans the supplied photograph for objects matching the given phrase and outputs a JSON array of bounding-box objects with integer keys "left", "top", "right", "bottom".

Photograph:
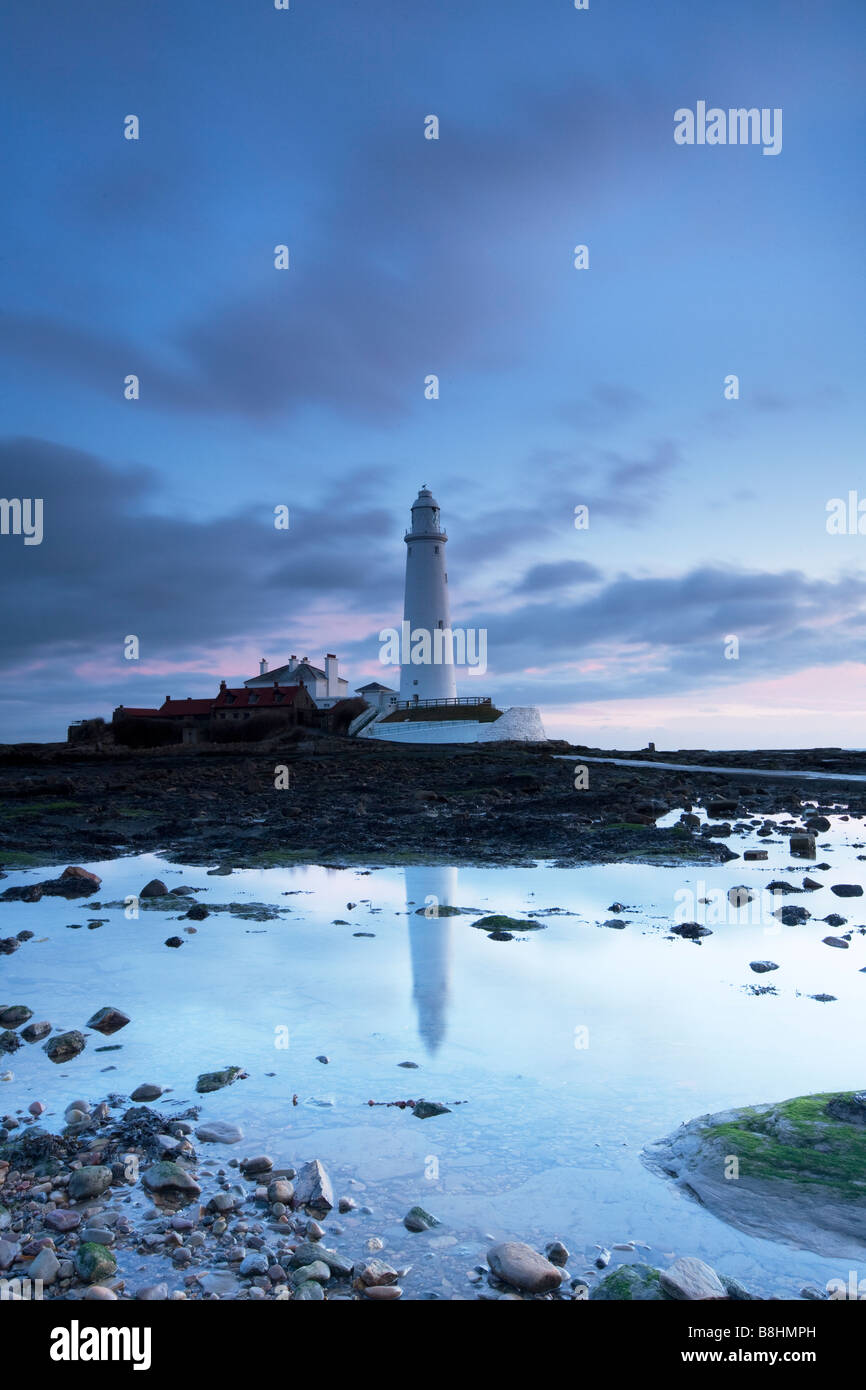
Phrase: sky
[{"left": 1, "top": 0, "right": 864, "bottom": 748}]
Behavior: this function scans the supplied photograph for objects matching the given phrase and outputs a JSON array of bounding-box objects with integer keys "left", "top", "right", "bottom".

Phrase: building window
[{"left": 434, "top": 545, "right": 439, "bottom": 553}]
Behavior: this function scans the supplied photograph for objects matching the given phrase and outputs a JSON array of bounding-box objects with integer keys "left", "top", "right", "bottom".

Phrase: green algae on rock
[
  {"left": 470, "top": 914, "right": 546, "bottom": 932},
  {"left": 643, "top": 1091, "right": 866, "bottom": 1259},
  {"left": 590, "top": 1263, "right": 668, "bottom": 1300}
]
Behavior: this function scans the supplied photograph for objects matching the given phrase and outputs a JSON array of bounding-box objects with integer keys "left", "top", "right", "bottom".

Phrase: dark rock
[
  {"left": 293, "top": 1158, "right": 334, "bottom": 1214},
  {"left": 826, "top": 1093, "right": 866, "bottom": 1126},
  {"left": 0, "top": 1005, "right": 32, "bottom": 1028},
  {"left": 789, "top": 834, "right": 816, "bottom": 858},
  {"left": 43, "top": 1030, "right": 87, "bottom": 1063},
  {"left": 590, "top": 1263, "right": 667, "bottom": 1301},
  {"left": 20, "top": 1020, "right": 51, "bottom": 1043},
  {"left": 195, "top": 1066, "right": 242, "bottom": 1094},
  {"left": 68, "top": 1166, "right": 113, "bottom": 1201},
  {"left": 672, "top": 922, "right": 712, "bottom": 939},
  {"left": 75, "top": 1242, "right": 117, "bottom": 1284},
  {"left": 773, "top": 905, "right": 811, "bottom": 925},
  {"left": 140, "top": 879, "right": 169, "bottom": 898},
  {"left": 141, "top": 1161, "right": 202, "bottom": 1200},
  {"left": 130, "top": 1083, "right": 163, "bottom": 1101},
  {"left": 404, "top": 1205, "right": 440, "bottom": 1232},
  {"left": 412, "top": 1099, "right": 451, "bottom": 1118},
  {"left": 240, "top": 1154, "right": 273, "bottom": 1175},
  {"left": 86, "top": 1006, "right": 130, "bottom": 1036}
]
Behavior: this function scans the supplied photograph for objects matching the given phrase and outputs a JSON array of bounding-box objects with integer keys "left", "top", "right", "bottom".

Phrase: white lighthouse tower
[
  {"left": 356, "top": 483, "right": 548, "bottom": 743},
  {"left": 400, "top": 485, "right": 458, "bottom": 703}
]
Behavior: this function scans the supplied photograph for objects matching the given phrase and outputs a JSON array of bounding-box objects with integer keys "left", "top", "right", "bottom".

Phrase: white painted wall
[
  {"left": 359, "top": 705, "right": 548, "bottom": 743},
  {"left": 400, "top": 488, "right": 458, "bottom": 702}
]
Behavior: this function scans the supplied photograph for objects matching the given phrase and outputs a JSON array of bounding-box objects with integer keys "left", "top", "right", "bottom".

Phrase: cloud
[
  {"left": 0, "top": 78, "right": 672, "bottom": 426},
  {"left": 0, "top": 437, "right": 401, "bottom": 672},
  {"left": 511, "top": 560, "right": 602, "bottom": 594}
]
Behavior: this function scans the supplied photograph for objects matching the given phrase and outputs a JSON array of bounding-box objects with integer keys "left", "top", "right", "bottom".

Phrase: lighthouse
[{"left": 400, "top": 485, "right": 458, "bottom": 702}]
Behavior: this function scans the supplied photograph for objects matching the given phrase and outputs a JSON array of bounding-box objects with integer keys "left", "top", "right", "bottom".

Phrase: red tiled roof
[
  {"left": 159, "top": 698, "right": 215, "bottom": 717},
  {"left": 213, "top": 685, "right": 303, "bottom": 710}
]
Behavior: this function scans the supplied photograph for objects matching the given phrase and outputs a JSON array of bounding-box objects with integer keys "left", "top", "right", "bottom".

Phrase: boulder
[
  {"left": 659, "top": 1256, "right": 727, "bottom": 1301},
  {"left": 140, "top": 879, "right": 169, "bottom": 898},
  {"left": 45, "top": 1209, "right": 80, "bottom": 1233},
  {"left": 773, "top": 905, "right": 811, "bottom": 925},
  {"left": 195, "top": 1120, "right": 243, "bottom": 1144},
  {"left": 68, "top": 1166, "right": 113, "bottom": 1201},
  {"left": 29, "top": 1246, "right": 61, "bottom": 1285},
  {"left": 412, "top": 1099, "right": 451, "bottom": 1118},
  {"left": 20, "top": 1020, "right": 51, "bottom": 1043},
  {"left": 86, "top": 1006, "right": 130, "bottom": 1036},
  {"left": 43, "top": 1030, "right": 86, "bottom": 1063},
  {"left": 293, "top": 1158, "right": 334, "bottom": 1214},
  {"left": 141, "top": 1161, "right": 201, "bottom": 1201},
  {"left": 0, "top": 1005, "right": 32, "bottom": 1028},
  {"left": 75, "top": 1242, "right": 116, "bottom": 1284},
  {"left": 486, "top": 1240, "right": 561, "bottom": 1294},
  {"left": 240, "top": 1154, "right": 272, "bottom": 1175},
  {"left": 195, "top": 1066, "right": 242, "bottom": 1094},
  {"left": 359, "top": 1258, "right": 399, "bottom": 1287},
  {"left": 404, "top": 1205, "right": 440, "bottom": 1232},
  {"left": 292, "top": 1260, "right": 331, "bottom": 1284},
  {"left": 289, "top": 1242, "right": 352, "bottom": 1278},
  {"left": 789, "top": 834, "right": 816, "bottom": 858},
  {"left": 130, "top": 1083, "right": 163, "bottom": 1102},
  {"left": 590, "top": 1263, "right": 667, "bottom": 1300}
]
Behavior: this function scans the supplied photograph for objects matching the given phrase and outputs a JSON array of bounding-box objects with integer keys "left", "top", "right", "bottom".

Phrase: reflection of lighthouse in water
[{"left": 404, "top": 865, "right": 457, "bottom": 1054}]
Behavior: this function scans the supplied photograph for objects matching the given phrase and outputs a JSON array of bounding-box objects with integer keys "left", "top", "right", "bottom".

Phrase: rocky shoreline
[
  {"left": 2, "top": 743, "right": 865, "bottom": 1302},
  {"left": 2, "top": 739, "right": 865, "bottom": 871},
  {"left": 0, "top": 1089, "right": 813, "bottom": 1303}
]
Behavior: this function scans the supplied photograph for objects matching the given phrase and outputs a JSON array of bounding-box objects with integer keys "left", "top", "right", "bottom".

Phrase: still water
[{"left": 2, "top": 811, "right": 865, "bottom": 1297}]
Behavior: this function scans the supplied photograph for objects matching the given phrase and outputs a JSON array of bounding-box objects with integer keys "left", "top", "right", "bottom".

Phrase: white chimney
[
  {"left": 259, "top": 658, "right": 268, "bottom": 675},
  {"left": 326, "top": 653, "right": 339, "bottom": 697}
]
